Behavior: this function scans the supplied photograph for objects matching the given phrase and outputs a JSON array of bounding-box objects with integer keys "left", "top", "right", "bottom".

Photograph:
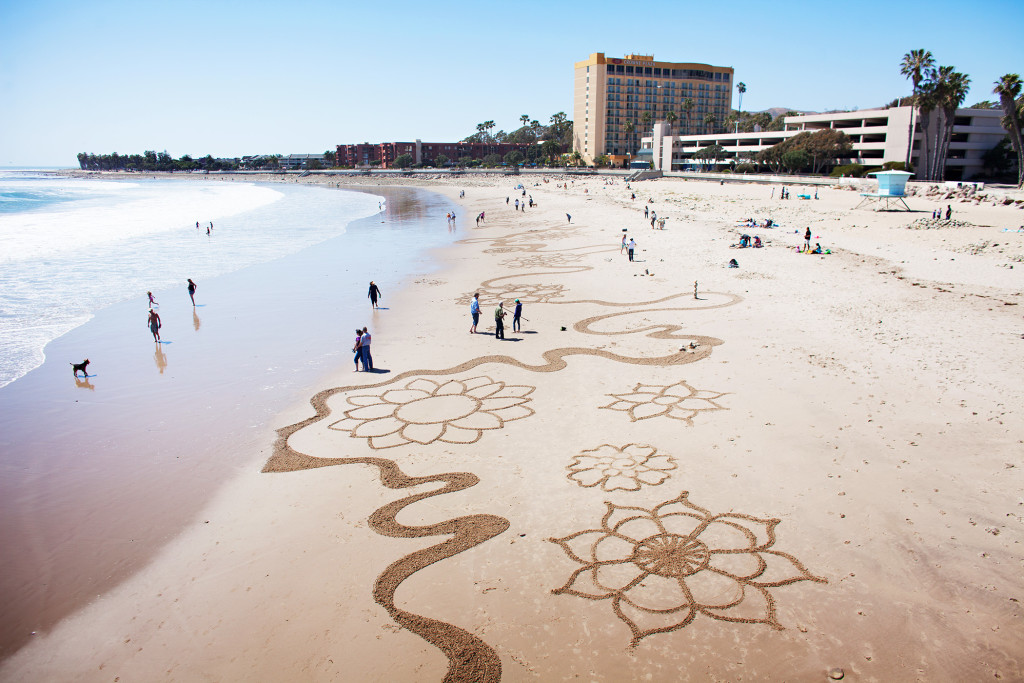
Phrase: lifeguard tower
[{"left": 855, "top": 170, "right": 913, "bottom": 211}]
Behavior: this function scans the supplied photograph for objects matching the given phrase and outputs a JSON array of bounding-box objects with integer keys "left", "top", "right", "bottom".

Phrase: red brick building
[{"left": 336, "top": 140, "right": 533, "bottom": 168}]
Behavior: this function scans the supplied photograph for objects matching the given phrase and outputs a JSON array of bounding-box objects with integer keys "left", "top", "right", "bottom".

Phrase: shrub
[
  {"left": 734, "top": 163, "right": 758, "bottom": 174},
  {"left": 831, "top": 163, "right": 866, "bottom": 177},
  {"left": 882, "top": 161, "right": 913, "bottom": 172}
]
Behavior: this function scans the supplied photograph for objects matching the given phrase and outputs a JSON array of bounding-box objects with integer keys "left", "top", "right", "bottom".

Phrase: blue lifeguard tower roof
[{"left": 867, "top": 170, "right": 914, "bottom": 197}]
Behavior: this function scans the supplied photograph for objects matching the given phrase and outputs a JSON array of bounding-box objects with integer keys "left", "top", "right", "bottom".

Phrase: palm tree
[
  {"left": 933, "top": 68, "right": 970, "bottom": 180},
  {"left": 622, "top": 119, "right": 635, "bottom": 162},
  {"left": 520, "top": 114, "right": 530, "bottom": 128},
  {"left": 994, "top": 74, "right": 1024, "bottom": 188},
  {"left": 640, "top": 110, "right": 653, "bottom": 135},
  {"left": 736, "top": 82, "right": 747, "bottom": 113},
  {"left": 900, "top": 49, "right": 935, "bottom": 168},
  {"left": 666, "top": 110, "right": 678, "bottom": 133},
  {"left": 704, "top": 113, "right": 717, "bottom": 134},
  {"left": 683, "top": 98, "right": 694, "bottom": 135}
]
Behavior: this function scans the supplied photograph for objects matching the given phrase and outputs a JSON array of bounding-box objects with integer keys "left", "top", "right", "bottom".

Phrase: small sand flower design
[
  {"left": 567, "top": 444, "right": 676, "bottom": 491},
  {"left": 601, "top": 381, "right": 727, "bottom": 424},
  {"left": 549, "top": 492, "right": 826, "bottom": 646},
  {"left": 328, "top": 376, "right": 534, "bottom": 449}
]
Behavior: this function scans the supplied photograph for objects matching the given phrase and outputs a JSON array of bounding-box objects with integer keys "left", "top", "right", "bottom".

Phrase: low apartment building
[{"left": 638, "top": 106, "right": 1007, "bottom": 180}]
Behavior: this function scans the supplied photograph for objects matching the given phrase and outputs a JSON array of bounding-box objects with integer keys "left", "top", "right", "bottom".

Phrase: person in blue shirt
[{"left": 469, "top": 292, "right": 480, "bottom": 334}]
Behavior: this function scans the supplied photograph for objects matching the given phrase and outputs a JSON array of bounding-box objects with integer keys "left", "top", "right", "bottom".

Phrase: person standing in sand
[
  {"left": 566, "top": 213, "right": 572, "bottom": 224},
  {"left": 359, "top": 327, "right": 373, "bottom": 371},
  {"left": 470, "top": 293, "right": 480, "bottom": 333},
  {"left": 621, "top": 234, "right": 628, "bottom": 253},
  {"left": 494, "top": 302, "right": 506, "bottom": 340},
  {"left": 627, "top": 238, "right": 636, "bottom": 262},
  {"left": 352, "top": 329, "right": 363, "bottom": 371},
  {"left": 187, "top": 278, "right": 197, "bottom": 306},
  {"left": 148, "top": 308, "right": 162, "bottom": 342},
  {"left": 946, "top": 204, "right": 952, "bottom": 220},
  {"left": 513, "top": 299, "right": 523, "bottom": 333},
  {"left": 804, "top": 228, "right": 811, "bottom": 252},
  {"left": 368, "top": 281, "right": 382, "bottom": 309}
]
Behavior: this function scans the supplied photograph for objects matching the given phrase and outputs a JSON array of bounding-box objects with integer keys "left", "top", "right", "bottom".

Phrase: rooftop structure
[{"left": 573, "top": 52, "right": 734, "bottom": 167}]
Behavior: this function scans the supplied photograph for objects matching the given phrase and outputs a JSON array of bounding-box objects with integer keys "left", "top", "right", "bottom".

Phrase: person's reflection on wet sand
[
  {"left": 154, "top": 345, "right": 167, "bottom": 374},
  {"left": 193, "top": 309, "right": 201, "bottom": 332},
  {"left": 74, "top": 376, "right": 95, "bottom": 390}
]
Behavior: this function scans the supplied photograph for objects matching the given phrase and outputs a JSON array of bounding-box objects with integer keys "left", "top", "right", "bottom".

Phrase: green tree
[
  {"left": 394, "top": 153, "right": 414, "bottom": 169},
  {"left": 682, "top": 98, "right": 694, "bottom": 135},
  {"left": 666, "top": 110, "right": 678, "bottom": 131},
  {"left": 900, "top": 49, "right": 935, "bottom": 168},
  {"left": 693, "top": 144, "right": 726, "bottom": 171},
  {"left": 481, "top": 153, "right": 502, "bottom": 167},
  {"left": 594, "top": 154, "right": 611, "bottom": 167},
  {"left": 768, "top": 111, "right": 799, "bottom": 131},
  {"left": 994, "top": 74, "right": 1024, "bottom": 188},
  {"left": 782, "top": 149, "right": 810, "bottom": 174},
  {"left": 520, "top": 114, "right": 530, "bottom": 128},
  {"left": 540, "top": 139, "right": 562, "bottom": 160},
  {"left": 703, "top": 113, "right": 717, "bottom": 134},
  {"left": 736, "top": 82, "right": 747, "bottom": 114},
  {"left": 640, "top": 110, "right": 653, "bottom": 133},
  {"left": 323, "top": 150, "right": 336, "bottom": 167},
  {"left": 434, "top": 154, "right": 449, "bottom": 168},
  {"left": 504, "top": 150, "right": 525, "bottom": 166}
]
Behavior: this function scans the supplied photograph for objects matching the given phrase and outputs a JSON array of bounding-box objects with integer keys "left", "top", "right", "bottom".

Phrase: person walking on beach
[
  {"left": 945, "top": 204, "right": 952, "bottom": 220},
  {"left": 147, "top": 308, "right": 162, "bottom": 342},
  {"left": 352, "top": 329, "right": 363, "bottom": 371},
  {"left": 512, "top": 299, "right": 523, "bottom": 333},
  {"left": 627, "top": 238, "right": 636, "bottom": 262},
  {"left": 359, "top": 327, "right": 373, "bottom": 371},
  {"left": 368, "top": 281, "right": 382, "bottom": 309},
  {"left": 494, "top": 302, "right": 506, "bottom": 340},
  {"left": 470, "top": 292, "right": 480, "bottom": 333},
  {"left": 147, "top": 291, "right": 157, "bottom": 307},
  {"left": 515, "top": 198, "right": 520, "bottom": 211},
  {"left": 566, "top": 214, "right": 572, "bottom": 224},
  {"left": 803, "top": 228, "right": 811, "bottom": 252},
  {"left": 187, "top": 278, "right": 197, "bottom": 306}
]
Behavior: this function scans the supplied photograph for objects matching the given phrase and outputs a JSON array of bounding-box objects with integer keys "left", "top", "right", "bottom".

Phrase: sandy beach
[{"left": 2, "top": 171, "right": 1023, "bottom": 681}]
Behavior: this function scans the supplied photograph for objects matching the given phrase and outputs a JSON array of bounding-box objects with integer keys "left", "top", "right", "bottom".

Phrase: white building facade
[{"left": 639, "top": 106, "right": 1007, "bottom": 180}]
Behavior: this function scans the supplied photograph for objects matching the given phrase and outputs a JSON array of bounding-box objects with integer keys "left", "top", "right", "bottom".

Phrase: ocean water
[{"left": 0, "top": 171, "right": 383, "bottom": 387}]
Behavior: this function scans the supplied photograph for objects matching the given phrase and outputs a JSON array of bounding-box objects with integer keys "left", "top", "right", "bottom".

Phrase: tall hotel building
[{"left": 573, "top": 53, "right": 734, "bottom": 166}]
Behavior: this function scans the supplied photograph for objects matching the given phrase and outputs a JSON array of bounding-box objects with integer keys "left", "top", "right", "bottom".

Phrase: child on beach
[
  {"left": 187, "top": 278, "right": 197, "bottom": 306},
  {"left": 147, "top": 291, "right": 157, "bottom": 306}
]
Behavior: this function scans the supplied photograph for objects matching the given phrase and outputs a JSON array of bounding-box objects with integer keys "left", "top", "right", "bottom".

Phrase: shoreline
[{"left": 3, "top": 172, "right": 1022, "bottom": 680}]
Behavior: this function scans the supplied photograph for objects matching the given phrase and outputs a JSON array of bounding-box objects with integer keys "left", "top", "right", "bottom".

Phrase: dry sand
[{"left": 2, "top": 173, "right": 1023, "bottom": 681}]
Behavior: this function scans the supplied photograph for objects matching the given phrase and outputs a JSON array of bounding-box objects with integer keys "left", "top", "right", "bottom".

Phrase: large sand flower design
[
  {"left": 458, "top": 282, "right": 567, "bottom": 306},
  {"left": 601, "top": 381, "right": 727, "bottom": 424},
  {"left": 328, "top": 376, "right": 534, "bottom": 449},
  {"left": 567, "top": 444, "right": 676, "bottom": 491},
  {"left": 549, "top": 492, "right": 826, "bottom": 646}
]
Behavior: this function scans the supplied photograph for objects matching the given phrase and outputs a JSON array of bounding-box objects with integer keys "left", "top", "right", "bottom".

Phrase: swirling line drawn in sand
[
  {"left": 265, "top": 214, "right": 743, "bottom": 681},
  {"left": 601, "top": 380, "right": 728, "bottom": 424},
  {"left": 499, "top": 252, "right": 585, "bottom": 269},
  {"left": 549, "top": 491, "right": 827, "bottom": 646},
  {"left": 567, "top": 444, "right": 676, "bottom": 491},
  {"left": 328, "top": 376, "right": 534, "bottom": 449},
  {"left": 264, "top": 443, "right": 506, "bottom": 682}
]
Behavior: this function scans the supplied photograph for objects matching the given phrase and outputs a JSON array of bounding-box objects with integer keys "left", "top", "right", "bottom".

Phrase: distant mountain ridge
[{"left": 759, "top": 107, "right": 818, "bottom": 118}]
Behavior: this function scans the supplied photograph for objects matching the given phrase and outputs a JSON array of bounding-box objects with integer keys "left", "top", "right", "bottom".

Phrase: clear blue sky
[{"left": 1, "top": 0, "right": 1021, "bottom": 167}]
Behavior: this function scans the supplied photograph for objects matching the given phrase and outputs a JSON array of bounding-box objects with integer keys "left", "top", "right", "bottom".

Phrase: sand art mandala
[
  {"left": 328, "top": 376, "right": 534, "bottom": 448},
  {"left": 550, "top": 492, "right": 826, "bottom": 646},
  {"left": 601, "top": 381, "right": 728, "bottom": 424},
  {"left": 567, "top": 444, "right": 676, "bottom": 491}
]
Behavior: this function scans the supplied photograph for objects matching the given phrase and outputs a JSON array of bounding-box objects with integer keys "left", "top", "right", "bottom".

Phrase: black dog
[{"left": 71, "top": 359, "right": 90, "bottom": 377}]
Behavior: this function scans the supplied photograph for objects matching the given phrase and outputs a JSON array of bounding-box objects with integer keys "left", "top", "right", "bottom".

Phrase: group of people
[
  {"left": 620, "top": 234, "right": 637, "bottom": 261},
  {"left": 351, "top": 327, "right": 373, "bottom": 371},
  {"left": 739, "top": 217, "right": 774, "bottom": 229},
  {"left": 469, "top": 292, "right": 522, "bottom": 339},
  {"left": 737, "top": 234, "right": 763, "bottom": 248},
  {"left": 932, "top": 205, "right": 953, "bottom": 220},
  {"left": 145, "top": 279, "right": 197, "bottom": 342}
]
